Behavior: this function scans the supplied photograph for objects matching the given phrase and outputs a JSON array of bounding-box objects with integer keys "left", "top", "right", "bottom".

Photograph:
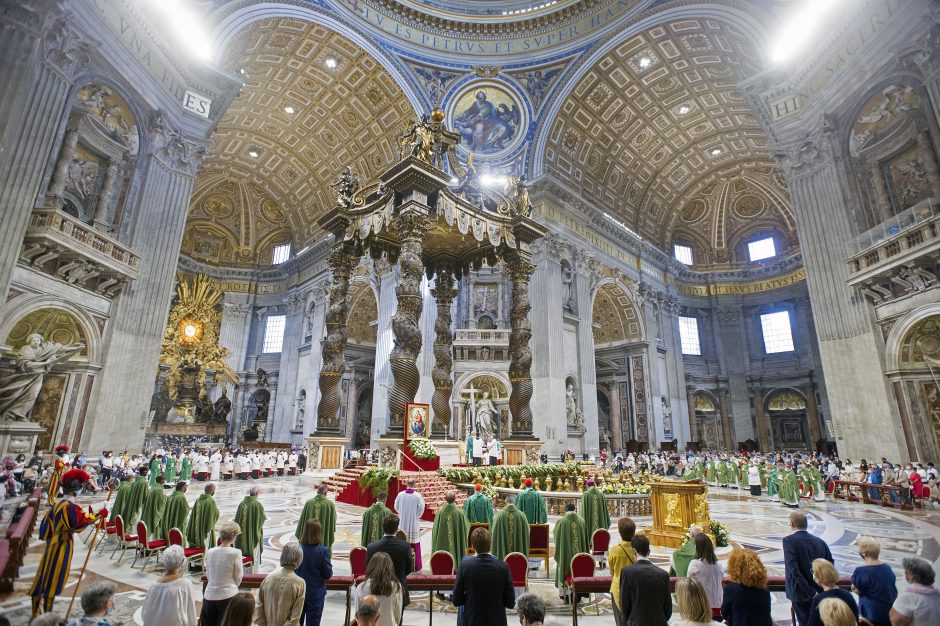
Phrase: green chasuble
[
  {"left": 579, "top": 487, "right": 611, "bottom": 539},
  {"left": 553, "top": 512, "right": 588, "bottom": 589},
  {"left": 140, "top": 484, "right": 167, "bottom": 537},
  {"left": 431, "top": 503, "right": 470, "bottom": 568},
  {"left": 360, "top": 502, "right": 391, "bottom": 546},
  {"left": 165, "top": 457, "right": 178, "bottom": 484},
  {"left": 180, "top": 457, "right": 192, "bottom": 482},
  {"left": 186, "top": 493, "right": 220, "bottom": 548},
  {"left": 463, "top": 492, "right": 494, "bottom": 523},
  {"left": 671, "top": 538, "right": 697, "bottom": 576},
  {"left": 162, "top": 490, "right": 190, "bottom": 542},
  {"left": 295, "top": 494, "right": 337, "bottom": 552},
  {"left": 766, "top": 467, "right": 780, "bottom": 499},
  {"left": 491, "top": 504, "right": 529, "bottom": 560},
  {"left": 516, "top": 487, "right": 547, "bottom": 524},
  {"left": 717, "top": 462, "right": 731, "bottom": 486},
  {"left": 148, "top": 458, "right": 162, "bottom": 485},
  {"left": 234, "top": 495, "right": 267, "bottom": 558},
  {"left": 739, "top": 463, "right": 748, "bottom": 487},
  {"left": 127, "top": 476, "right": 149, "bottom": 526},
  {"left": 706, "top": 461, "right": 717, "bottom": 484},
  {"left": 109, "top": 481, "right": 133, "bottom": 523},
  {"left": 778, "top": 469, "right": 799, "bottom": 505}
]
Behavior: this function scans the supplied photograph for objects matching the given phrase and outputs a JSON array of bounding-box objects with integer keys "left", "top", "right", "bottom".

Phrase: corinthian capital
[
  {"left": 772, "top": 130, "right": 833, "bottom": 182},
  {"left": 148, "top": 110, "right": 206, "bottom": 176},
  {"left": 42, "top": 15, "right": 94, "bottom": 77}
]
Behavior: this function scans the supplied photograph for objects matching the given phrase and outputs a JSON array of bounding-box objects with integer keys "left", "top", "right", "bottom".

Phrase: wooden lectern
[{"left": 647, "top": 479, "right": 710, "bottom": 548}]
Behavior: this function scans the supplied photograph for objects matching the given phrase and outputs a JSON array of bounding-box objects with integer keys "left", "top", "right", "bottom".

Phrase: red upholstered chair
[
  {"left": 591, "top": 529, "right": 611, "bottom": 569},
  {"left": 528, "top": 524, "right": 550, "bottom": 576},
  {"left": 565, "top": 553, "right": 597, "bottom": 605},
  {"left": 430, "top": 550, "right": 454, "bottom": 575},
  {"left": 133, "top": 520, "right": 167, "bottom": 570},
  {"left": 111, "top": 515, "right": 137, "bottom": 563},
  {"left": 505, "top": 552, "right": 528, "bottom": 592},
  {"left": 168, "top": 527, "right": 205, "bottom": 569},
  {"left": 466, "top": 523, "right": 489, "bottom": 555},
  {"left": 350, "top": 546, "right": 368, "bottom": 578}
]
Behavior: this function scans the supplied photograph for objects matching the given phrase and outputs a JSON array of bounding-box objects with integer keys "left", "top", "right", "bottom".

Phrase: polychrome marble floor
[{"left": 2, "top": 476, "right": 939, "bottom": 626}]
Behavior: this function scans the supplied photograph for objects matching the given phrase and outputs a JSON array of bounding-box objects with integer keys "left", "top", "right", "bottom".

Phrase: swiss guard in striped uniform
[
  {"left": 46, "top": 445, "right": 71, "bottom": 505},
  {"left": 30, "top": 468, "right": 107, "bottom": 617}
]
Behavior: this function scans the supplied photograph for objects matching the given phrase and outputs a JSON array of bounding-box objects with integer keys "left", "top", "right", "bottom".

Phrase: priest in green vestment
[
  {"left": 148, "top": 456, "right": 162, "bottom": 486},
  {"left": 140, "top": 475, "right": 167, "bottom": 537},
  {"left": 778, "top": 465, "right": 799, "bottom": 506},
  {"left": 234, "top": 486, "right": 266, "bottom": 567},
  {"left": 491, "top": 494, "right": 529, "bottom": 560},
  {"left": 360, "top": 491, "right": 390, "bottom": 546},
  {"left": 553, "top": 502, "right": 588, "bottom": 591},
  {"left": 706, "top": 460, "right": 717, "bottom": 485},
  {"left": 462, "top": 483, "right": 493, "bottom": 523},
  {"left": 579, "top": 480, "right": 611, "bottom": 540},
  {"left": 766, "top": 464, "right": 780, "bottom": 502},
  {"left": 164, "top": 455, "right": 178, "bottom": 485},
  {"left": 126, "top": 467, "right": 150, "bottom": 526},
  {"left": 180, "top": 453, "right": 193, "bottom": 482},
  {"left": 717, "top": 460, "right": 731, "bottom": 487},
  {"left": 109, "top": 474, "right": 134, "bottom": 523},
  {"left": 162, "top": 482, "right": 189, "bottom": 541},
  {"left": 186, "top": 483, "right": 220, "bottom": 548},
  {"left": 670, "top": 524, "right": 702, "bottom": 576},
  {"left": 516, "top": 478, "right": 547, "bottom": 524},
  {"left": 295, "top": 484, "right": 337, "bottom": 553},
  {"left": 430, "top": 491, "right": 469, "bottom": 569}
]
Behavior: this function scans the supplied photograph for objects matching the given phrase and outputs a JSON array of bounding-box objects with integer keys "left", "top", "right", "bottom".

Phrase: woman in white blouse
[
  {"left": 201, "top": 521, "right": 244, "bottom": 626},
  {"left": 353, "top": 553, "right": 403, "bottom": 626},
  {"left": 686, "top": 534, "right": 724, "bottom": 619},
  {"left": 140, "top": 545, "right": 198, "bottom": 626}
]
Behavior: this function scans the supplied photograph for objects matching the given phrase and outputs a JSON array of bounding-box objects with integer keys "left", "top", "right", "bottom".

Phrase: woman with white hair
[
  {"left": 140, "top": 544, "right": 198, "bottom": 625},
  {"left": 258, "top": 541, "right": 306, "bottom": 626}
]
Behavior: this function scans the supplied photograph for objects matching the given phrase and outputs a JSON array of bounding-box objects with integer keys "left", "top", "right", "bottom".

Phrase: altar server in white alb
[{"left": 394, "top": 479, "right": 426, "bottom": 570}]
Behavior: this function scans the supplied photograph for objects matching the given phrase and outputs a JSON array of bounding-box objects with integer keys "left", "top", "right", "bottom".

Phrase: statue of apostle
[
  {"left": 0, "top": 334, "right": 84, "bottom": 421},
  {"left": 491, "top": 494, "right": 530, "bottom": 560},
  {"left": 360, "top": 491, "right": 391, "bottom": 546},
  {"left": 553, "top": 502, "right": 588, "bottom": 592},
  {"left": 186, "top": 483, "right": 220, "bottom": 548},
  {"left": 579, "top": 479, "right": 611, "bottom": 540},
  {"left": 462, "top": 483, "right": 493, "bottom": 523},
  {"left": 431, "top": 491, "right": 470, "bottom": 568},
  {"left": 516, "top": 478, "right": 547, "bottom": 523},
  {"left": 234, "top": 486, "right": 266, "bottom": 569},
  {"left": 295, "top": 484, "right": 337, "bottom": 554}
]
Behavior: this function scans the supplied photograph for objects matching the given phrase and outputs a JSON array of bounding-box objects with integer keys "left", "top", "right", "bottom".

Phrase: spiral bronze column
[
  {"left": 315, "top": 245, "right": 357, "bottom": 433},
  {"left": 388, "top": 210, "right": 429, "bottom": 431},
  {"left": 430, "top": 270, "right": 457, "bottom": 438},
  {"left": 507, "top": 251, "right": 536, "bottom": 437}
]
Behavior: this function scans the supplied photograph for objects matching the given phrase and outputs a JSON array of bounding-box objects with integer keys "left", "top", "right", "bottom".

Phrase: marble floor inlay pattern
[{"left": 2, "top": 477, "right": 939, "bottom": 626}]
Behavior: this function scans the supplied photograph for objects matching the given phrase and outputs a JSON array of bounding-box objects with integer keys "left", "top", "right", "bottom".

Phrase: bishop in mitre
[
  {"left": 234, "top": 486, "right": 266, "bottom": 571},
  {"left": 296, "top": 483, "right": 337, "bottom": 553},
  {"left": 360, "top": 491, "right": 391, "bottom": 546},
  {"left": 579, "top": 479, "right": 610, "bottom": 540},
  {"left": 516, "top": 478, "right": 547, "bottom": 523},
  {"left": 431, "top": 491, "right": 469, "bottom": 569},
  {"left": 553, "top": 502, "right": 588, "bottom": 594},
  {"left": 491, "top": 494, "right": 530, "bottom": 560},
  {"left": 462, "top": 483, "right": 493, "bottom": 523}
]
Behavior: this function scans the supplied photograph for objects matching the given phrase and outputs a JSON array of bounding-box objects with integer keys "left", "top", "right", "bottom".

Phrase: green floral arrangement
[
  {"left": 358, "top": 467, "right": 400, "bottom": 495},
  {"left": 600, "top": 482, "right": 651, "bottom": 495},
  {"left": 408, "top": 439, "right": 438, "bottom": 460},
  {"left": 437, "top": 461, "right": 587, "bottom": 487},
  {"left": 708, "top": 520, "right": 730, "bottom": 547}
]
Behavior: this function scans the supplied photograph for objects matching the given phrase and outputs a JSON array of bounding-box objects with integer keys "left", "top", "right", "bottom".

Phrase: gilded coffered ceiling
[
  {"left": 544, "top": 18, "right": 796, "bottom": 262},
  {"left": 187, "top": 17, "right": 417, "bottom": 255}
]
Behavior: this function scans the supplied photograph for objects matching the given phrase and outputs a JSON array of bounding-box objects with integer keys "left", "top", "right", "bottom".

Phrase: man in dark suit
[
  {"left": 366, "top": 513, "right": 413, "bottom": 612},
  {"left": 453, "top": 527, "right": 516, "bottom": 626},
  {"left": 783, "top": 510, "right": 833, "bottom": 626},
  {"left": 619, "top": 534, "right": 671, "bottom": 626}
]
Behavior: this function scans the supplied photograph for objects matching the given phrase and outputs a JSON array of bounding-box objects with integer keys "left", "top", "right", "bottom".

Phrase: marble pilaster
[
  {"left": 370, "top": 263, "right": 397, "bottom": 441},
  {"left": 272, "top": 292, "right": 306, "bottom": 441},
  {"left": 529, "top": 254, "right": 566, "bottom": 453},
  {"left": 573, "top": 262, "right": 600, "bottom": 453}
]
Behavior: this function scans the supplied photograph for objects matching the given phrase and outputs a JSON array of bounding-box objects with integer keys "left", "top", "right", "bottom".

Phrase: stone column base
[
  {"left": 502, "top": 438, "right": 543, "bottom": 465},
  {"left": 303, "top": 435, "right": 347, "bottom": 476},
  {"left": 374, "top": 437, "right": 404, "bottom": 469},
  {"left": 0, "top": 421, "right": 45, "bottom": 458}
]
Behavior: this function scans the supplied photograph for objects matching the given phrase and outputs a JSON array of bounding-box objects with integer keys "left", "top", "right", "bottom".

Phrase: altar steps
[{"left": 328, "top": 468, "right": 466, "bottom": 521}]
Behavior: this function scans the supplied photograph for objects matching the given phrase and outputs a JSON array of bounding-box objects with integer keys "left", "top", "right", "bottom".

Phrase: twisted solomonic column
[
  {"left": 388, "top": 210, "right": 429, "bottom": 429},
  {"left": 315, "top": 245, "right": 357, "bottom": 432},
  {"left": 430, "top": 270, "right": 457, "bottom": 437},
  {"left": 506, "top": 251, "right": 537, "bottom": 437}
]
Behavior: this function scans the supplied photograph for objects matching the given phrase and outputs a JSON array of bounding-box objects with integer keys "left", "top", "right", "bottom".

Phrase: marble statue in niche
[
  {"left": 476, "top": 391, "right": 498, "bottom": 437},
  {"left": 561, "top": 260, "right": 575, "bottom": 313},
  {"left": 294, "top": 389, "right": 306, "bottom": 430},
  {"left": 213, "top": 388, "right": 232, "bottom": 423},
  {"left": 661, "top": 396, "right": 673, "bottom": 437},
  {"left": 566, "top": 381, "right": 586, "bottom": 433},
  {"left": 0, "top": 334, "right": 84, "bottom": 421}
]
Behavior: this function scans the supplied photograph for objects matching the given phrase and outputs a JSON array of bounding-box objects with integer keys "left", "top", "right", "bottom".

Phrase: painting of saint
[
  {"left": 451, "top": 87, "right": 521, "bottom": 154},
  {"left": 407, "top": 402, "right": 429, "bottom": 439}
]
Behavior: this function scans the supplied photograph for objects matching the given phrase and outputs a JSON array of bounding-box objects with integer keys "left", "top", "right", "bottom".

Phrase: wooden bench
[
  {"left": 0, "top": 496, "right": 40, "bottom": 593},
  {"left": 833, "top": 481, "right": 914, "bottom": 510}
]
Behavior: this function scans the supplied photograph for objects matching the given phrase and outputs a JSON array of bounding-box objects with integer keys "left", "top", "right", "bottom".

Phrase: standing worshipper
[
  {"left": 463, "top": 483, "right": 494, "bottom": 523},
  {"left": 619, "top": 535, "right": 671, "bottom": 625},
  {"left": 766, "top": 462, "right": 780, "bottom": 502},
  {"left": 609, "top": 517, "right": 637, "bottom": 626},
  {"left": 360, "top": 491, "right": 391, "bottom": 547},
  {"left": 296, "top": 484, "right": 337, "bottom": 554},
  {"left": 366, "top": 514, "right": 413, "bottom": 616},
  {"left": 46, "top": 445, "right": 70, "bottom": 505},
  {"left": 148, "top": 454, "right": 162, "bottom": 486},
  {"left": 431, "top": 491, "right": 470, "bottom": 568},
  {"left": 779, "top": 464, "right": 800, "bottom": 507},
  {"left": 453, "top": 528, "right": 515, "bottom": 626},
  {"left": 29, "top": 468, "right": 106, "bottom": 617},
  {"left": 187, "top": 483, "right": 220, "bottom": 549},
  {"left": 783, "top": 510, "right": 833, "bottom": 626},
  {"left": 394, "top": 479, "right": 426, "bottom": 570},
  {"left": 491, "top": 494, "right": 529, "bottom": 560},
  {"left": 553, "top": 502, "right": 588, "bottom": 597},
  {"left": 297, "top": 519, "right": 334, "bottom": 626},
  {"left": 234, "top": 486, "right": 266, "bottom": 570},
  {"left": 180, "top": 450, "right": 193, "bottom": 482},
  {"left": 141, "top": 475, "right": 168, "bottom": 537},
  {"left": 472, "top": 433, "right": 484, "bottom": 467},
  {"left": 516, "top": 478, "right": 547, "bottom": 523},
  {"left": 580, "top": 479, "right": 611, "bottom": 540},
  {"left": 163, "top": 481, "right": 190, "bottom": 541},
  {"left": 109, "top": 472, "right": 134, "bottom": 523},
  {"left": 165, "top": 453, "right": 178, "bottom": 486},
  {"left": 210, "top": 449, "right": 222, "bottom": 482},
  {"left": 127, "top": 466, "right": 150, "bottom": 526}
]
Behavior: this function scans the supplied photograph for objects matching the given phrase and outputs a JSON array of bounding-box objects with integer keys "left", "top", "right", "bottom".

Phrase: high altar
[
  {"left": 648, "top": 479, "right": 711, "bottom": 548},
  {"left": 304, "top": 109, "right": 546, "bottom": 475}
]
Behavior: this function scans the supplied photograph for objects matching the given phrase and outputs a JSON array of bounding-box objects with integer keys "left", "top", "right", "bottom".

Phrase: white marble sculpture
[
  {"left": 0, "top": 334, "right": 84, "bottom": 421},
  {"left": 475, "top": 391, "right": 497, "bottom": 437},
  {"left": 566, "top": 382, "right": 586, "bottom": 433}
]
